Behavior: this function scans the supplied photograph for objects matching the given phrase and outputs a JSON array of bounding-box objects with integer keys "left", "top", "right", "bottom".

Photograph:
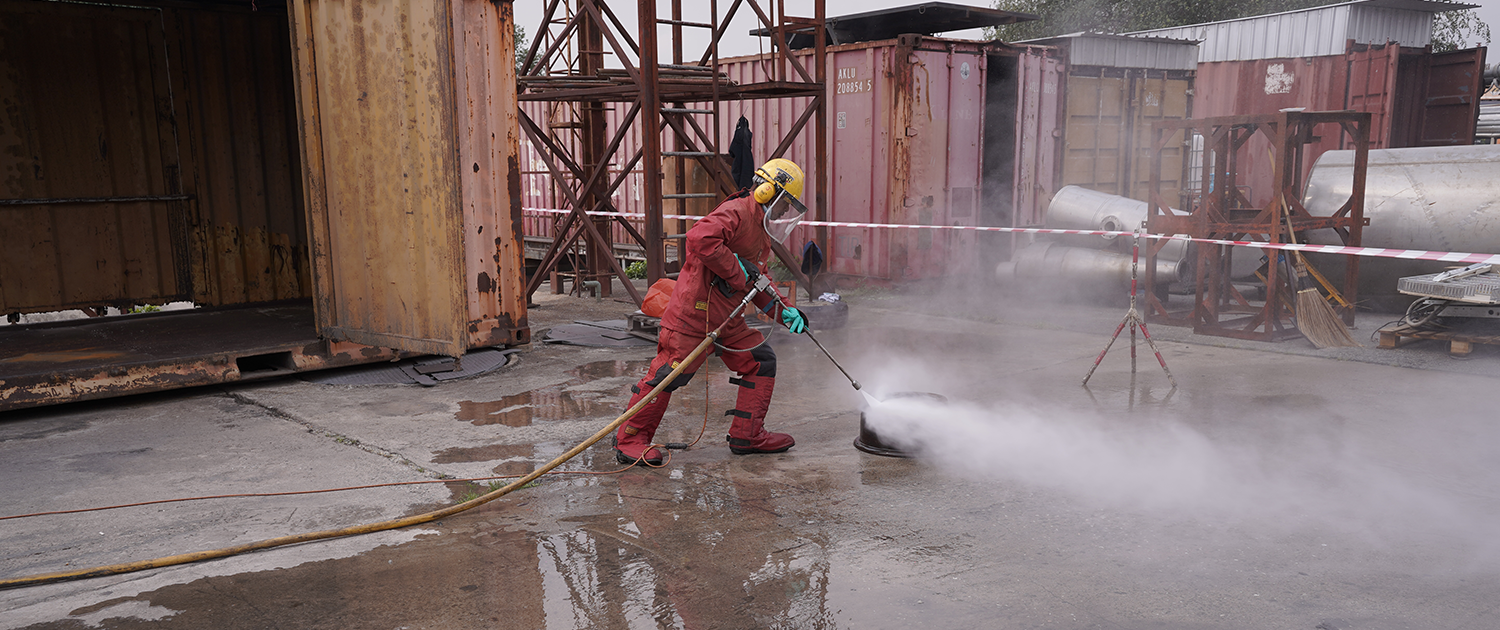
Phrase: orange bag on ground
[{"left": 641, "top": 278, "right": 676, "bottom": 317}]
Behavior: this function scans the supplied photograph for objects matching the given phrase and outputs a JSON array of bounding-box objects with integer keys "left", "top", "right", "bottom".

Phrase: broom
[{"left": 1282, "top": 206, "right": 1360, "bottom": 348}]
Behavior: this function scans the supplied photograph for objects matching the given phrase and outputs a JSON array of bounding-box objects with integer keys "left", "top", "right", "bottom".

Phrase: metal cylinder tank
[
  {"left": 1001, "top": 241, "right": 1185, "bottom": 291},
  {"left": 1043, "top": 186, "right": 1236, "bottom": 282},
  {"left": 1046, "top": 185, "right": 1186, "bottom": 245},
  {"left": 1302, "top": 145, "right": 1500, "bottom": 299}
]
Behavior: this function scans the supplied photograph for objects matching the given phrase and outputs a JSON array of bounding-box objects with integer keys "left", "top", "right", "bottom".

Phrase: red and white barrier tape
[{"left": 522, "top": 207, "right": 1500, "bottom": 265}]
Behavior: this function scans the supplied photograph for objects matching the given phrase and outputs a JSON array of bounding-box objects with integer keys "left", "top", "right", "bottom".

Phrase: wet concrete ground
[{"left": 4, "top": 286, "right": 1500, "bottom": 629}]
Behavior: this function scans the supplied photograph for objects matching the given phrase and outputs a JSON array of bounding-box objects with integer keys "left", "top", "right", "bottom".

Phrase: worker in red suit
[{"left": 614, "top": 158, "right": 811, "bottom": 465}]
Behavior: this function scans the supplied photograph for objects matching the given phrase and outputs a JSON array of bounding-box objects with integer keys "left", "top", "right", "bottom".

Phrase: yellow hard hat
[{"left": 751, "top": 158, "right": 805, "bottom": 205}]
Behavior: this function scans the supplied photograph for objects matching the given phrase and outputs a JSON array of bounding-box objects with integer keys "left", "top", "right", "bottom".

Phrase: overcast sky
[{"left": 514, "top": 0, "right": 1497, "bottom": 61}]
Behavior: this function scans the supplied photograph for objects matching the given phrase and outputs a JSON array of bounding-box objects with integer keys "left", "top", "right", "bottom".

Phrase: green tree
[
  {"left": 515, "top": 24, "right": 532, "bottom": 74},
  {"left": 1432, "top": 8, "right": 1491, "bottom": 52}
]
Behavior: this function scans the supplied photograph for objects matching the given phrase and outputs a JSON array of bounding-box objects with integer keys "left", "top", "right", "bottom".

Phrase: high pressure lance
[
  {"left": 767, "top": 286, "right": 861, "bottom": 391},
  {"left": 717, "top": 267, "right": 860, "bottom": 390}
]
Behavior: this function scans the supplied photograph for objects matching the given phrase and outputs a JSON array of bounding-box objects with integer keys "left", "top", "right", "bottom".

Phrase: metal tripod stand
[{"left": 1082, "top": 228, "right": 1178, "bottom": 388}]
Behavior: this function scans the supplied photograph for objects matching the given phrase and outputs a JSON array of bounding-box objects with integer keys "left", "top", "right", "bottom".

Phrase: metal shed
[
  {"left": 0, "top": 0, "right": 528, "bottom": 411},
  {"left": 1131, "top": 0, "right": 1452, "bottom": 61}
]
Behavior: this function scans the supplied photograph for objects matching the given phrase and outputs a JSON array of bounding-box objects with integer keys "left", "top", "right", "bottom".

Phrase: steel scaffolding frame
[{"left": 518, "top": 0, "right": 828, "bottom": 304}]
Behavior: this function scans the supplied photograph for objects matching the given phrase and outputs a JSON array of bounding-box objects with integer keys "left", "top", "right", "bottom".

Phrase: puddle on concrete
[
  {"left": 1081, "top": 375, "right": 1180, "bottom": 412},
  {"left": 569, "top": 359, "right": 651, "bottom": 381},
  {"left": 456, "top": 360, "right": 650, "bottom": 427},
  {"left": 50, "top": 466, "right": 853, "bottom": 630},
  {"left": 431, "top": 443, "right": 533, "bottom": 464}
]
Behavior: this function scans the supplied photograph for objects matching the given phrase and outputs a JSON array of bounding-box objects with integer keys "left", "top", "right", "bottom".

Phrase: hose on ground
[{"left": 0, "top": 327, "right": 726, "bottom": 590}]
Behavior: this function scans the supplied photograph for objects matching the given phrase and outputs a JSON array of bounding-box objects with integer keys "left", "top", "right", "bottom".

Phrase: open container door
[
  {"left": 288, "top": 0, "right": 469, "bottom": 358},
  {"left": 1410, "top": 46, "right": 1486, "bottom": 146}
]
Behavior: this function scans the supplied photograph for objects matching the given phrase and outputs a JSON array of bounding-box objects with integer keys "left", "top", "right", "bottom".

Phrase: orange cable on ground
[{"left": 0, "top": 465, "right": 656, "bottom": 522}]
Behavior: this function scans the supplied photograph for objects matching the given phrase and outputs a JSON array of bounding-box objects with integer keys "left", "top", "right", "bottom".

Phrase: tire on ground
[{"left": 799, "top": 300, "right": 848, "bottom": 331}]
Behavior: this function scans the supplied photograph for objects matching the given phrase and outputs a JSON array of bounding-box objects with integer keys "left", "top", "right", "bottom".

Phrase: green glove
[{"left": 781, "top": 306, "right": 807, "bottom": 334}]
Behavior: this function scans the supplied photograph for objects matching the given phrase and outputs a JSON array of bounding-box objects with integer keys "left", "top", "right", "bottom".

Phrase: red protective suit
[
  {"left": 660, "top": 193, "right": 785, "bottom": 336},
  {"left": 615, "top": 192, "right": 796, "bottom": 464}
]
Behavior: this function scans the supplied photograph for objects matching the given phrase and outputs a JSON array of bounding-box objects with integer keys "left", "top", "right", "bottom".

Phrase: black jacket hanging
[{"left": 728, "top": 116, "right": 755, "bottom": 191}]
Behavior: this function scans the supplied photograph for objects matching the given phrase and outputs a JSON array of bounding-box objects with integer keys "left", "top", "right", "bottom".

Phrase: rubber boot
[
  {"left": 615, "top": 386, "right": 670, "bottom": 465},
  {"left": 725, "top": 375, "right": 794, "bottom": 454}
]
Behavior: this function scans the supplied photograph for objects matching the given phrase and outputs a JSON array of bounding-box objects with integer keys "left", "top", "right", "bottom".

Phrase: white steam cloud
[{"left": 862, "top": 394, "right": 1500, "bottom": 566}]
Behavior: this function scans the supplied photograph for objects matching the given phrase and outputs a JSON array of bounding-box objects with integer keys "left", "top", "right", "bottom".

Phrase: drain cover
[{"left": 542, "top": 320, "right": 655, "bottom": 347}]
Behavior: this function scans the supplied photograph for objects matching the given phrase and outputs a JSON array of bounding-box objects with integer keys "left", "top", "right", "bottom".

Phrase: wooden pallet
[{"left": 1377, "top": 323, "right": 1500, "bottom": 356}]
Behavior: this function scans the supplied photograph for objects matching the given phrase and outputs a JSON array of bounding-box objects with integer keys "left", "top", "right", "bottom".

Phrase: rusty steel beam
[
  {"left": 521, "top": 0, "right": 827, "bottom": 299},
  {"left": 637, "top": 0, "right": 665, "bottom": 283},
  {"left": 0, "top": 339, "right": 408, "bottom": 413},
  {"left": 812, "top": 0, "right": 828, "bottom": 288},
  {"left": 659, "top": 112, "right": 739, "bottom": 195},
  {"left": 578, "top": 10, "right": 613, "bottom": 297},
  {"left": 518, "top": 111, "right": 643, "bottom": 304},
  {"left": 0, "top": 304, "right": 416, "bottom": 413}
]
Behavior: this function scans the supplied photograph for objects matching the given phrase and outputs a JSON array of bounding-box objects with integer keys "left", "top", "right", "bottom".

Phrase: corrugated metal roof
[
  {"left": 1478, "top": 85, "right": 1500, "bottom": 138},
  {"left": 1126, "top": 0, "right": 1471, "bottom": 63},
  {"left": 1477, "top": 102, "right": 1500, "bottom": 138},
  {"left": 1020, "top": 32, "right": 1200, "bottom": 70}
]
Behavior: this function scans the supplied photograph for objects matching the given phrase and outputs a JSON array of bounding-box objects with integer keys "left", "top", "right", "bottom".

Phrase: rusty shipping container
[
  {"left": 0, "top": 0, "right": 528, "bottom": 411},
  {"left": 712, "top": 37, "right": 1064, "bottom": 279},
  {"left": 517, "top": 35, "right": 1065, "bottom": 281},
  {"left": 1130, "top": 0, "right": 1486, "bottom": 208}
]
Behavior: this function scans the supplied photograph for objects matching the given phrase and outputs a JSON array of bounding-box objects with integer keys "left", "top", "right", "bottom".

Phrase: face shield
[{"left": 762, "top": 188, "right": 807, "bottom": 245}]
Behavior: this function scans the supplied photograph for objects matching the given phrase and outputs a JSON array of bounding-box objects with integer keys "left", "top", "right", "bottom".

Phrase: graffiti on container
[
  {"left": 836, "top": 67, "right": 870, "bottom": 94},
  {"left": 1265, "top": 64, "right": 1294, "bottom": 94}
]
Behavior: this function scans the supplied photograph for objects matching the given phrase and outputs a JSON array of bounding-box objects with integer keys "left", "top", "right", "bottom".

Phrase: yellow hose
[{"left": 0, "top": 331, "right": 722, "bottom": 590}]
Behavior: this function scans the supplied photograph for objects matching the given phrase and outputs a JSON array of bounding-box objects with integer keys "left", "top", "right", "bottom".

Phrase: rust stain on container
[
  {"left": 1, "top": 1, "right": 309, "bottom": 316},
  {"left": 0, "top": 0, "right": 529, "bottom": 411},
  {"left": 289, "top": 0, "right": 528, "bottom": 357},
  {"left": 0, "top": 350, "right": 126, "bottom": 364}
]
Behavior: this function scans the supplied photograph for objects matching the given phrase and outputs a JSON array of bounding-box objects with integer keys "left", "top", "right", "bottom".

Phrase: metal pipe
[
  {"left": 1045, "top": 185, "right": 1188, "bottom": 263},
  {"left": 1002, "top": 241, "right": 1185, "bottom": 288},
  {"left": 762, "top": 277, "right": 860, "bottom": 390},
  {"left": 1044, "top": 186, "right": 1265, "bottom": 280},
  {"left": 803, "top": 327, "right": 859, "bottom": 390}
]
